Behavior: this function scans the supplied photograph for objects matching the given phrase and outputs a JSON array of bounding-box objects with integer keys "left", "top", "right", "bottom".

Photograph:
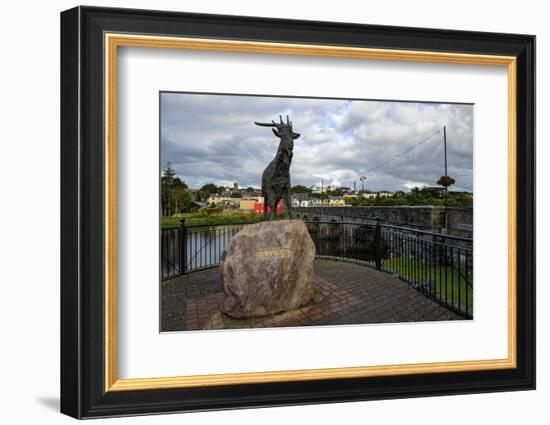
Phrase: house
[
  {"left": 309, "top": 197, "right": 329, "bottom": 207},
  {"left": 310, "top": 184, "right": 323, "bottom": 194},
  {"left": 359, "top": 190, "right": 377, "bottom": 199},
  {"left": 207, "top": 194, "right": 239, "bottom": 208},
  {"left": 239, "top": 199, "right": 257, "bottom": 211},
  {"left": 291, "top": 193, "right": 311, "bottom": 207},
  {"left": 328, "top": 196, "right": 346, "bottom": 206},
  {"left": 252, "top": 199, "right": 283, "bottom": 215},
  {"left": 239, "top": 196, "right": 265, "bottom": 211},
  {"left": 359, "top": 190, "right": 393, "bottom": 199},
  {"left": 343, "top": 193, "right": 358, "bottom": 200}
]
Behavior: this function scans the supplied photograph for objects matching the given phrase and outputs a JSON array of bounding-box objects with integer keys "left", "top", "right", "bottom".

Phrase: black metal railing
[
  {"left": 161, "top": 220, "right": 253, "bottom": 279},
  {"left": 161, "top": 219, "right": 473, "bottom": 318},
  {"left": 304, "top": 220, "right": 473, "bottom": 318},
  {"left": 380, "top": 224, "right": 473, "bottom": 317}
]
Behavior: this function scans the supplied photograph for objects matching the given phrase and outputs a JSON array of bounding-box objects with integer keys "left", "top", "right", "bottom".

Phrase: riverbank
[{"left": 161, "top": 210, "right": 263, "bottom": 228}]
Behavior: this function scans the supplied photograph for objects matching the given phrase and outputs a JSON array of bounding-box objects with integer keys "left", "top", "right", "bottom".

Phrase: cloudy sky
[{"left": 160, "top": 92, "right": 473, "bottom": 192}]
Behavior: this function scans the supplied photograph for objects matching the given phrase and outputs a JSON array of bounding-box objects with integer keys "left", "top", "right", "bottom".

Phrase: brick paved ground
[{"left": 161, "top": 259, "right": 463, "bottom": 332}]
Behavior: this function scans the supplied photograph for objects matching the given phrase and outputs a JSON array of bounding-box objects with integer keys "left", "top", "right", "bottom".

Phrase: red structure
[{"left": 253, "top": 199, "right": 283, "bottom": 215}]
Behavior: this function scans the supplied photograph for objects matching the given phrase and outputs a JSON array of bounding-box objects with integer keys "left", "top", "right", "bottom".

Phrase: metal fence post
[
  {"left": 374, "top": 219, "right": 382, "bottom": 270},
  {"left": 179, "top": 218, "right": 187, "bottom": 274}
]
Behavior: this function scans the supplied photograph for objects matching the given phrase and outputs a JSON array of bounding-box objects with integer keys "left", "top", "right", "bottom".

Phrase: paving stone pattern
[{"left": 161, "top": 259, "right": 463, "bottom": 332}]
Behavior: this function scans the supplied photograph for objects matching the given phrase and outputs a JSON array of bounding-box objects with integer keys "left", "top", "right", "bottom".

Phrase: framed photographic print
[{"left": 60, "top": 6, "right": 535, "bottom": 419}]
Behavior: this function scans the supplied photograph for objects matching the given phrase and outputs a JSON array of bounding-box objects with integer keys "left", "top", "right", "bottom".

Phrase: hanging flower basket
[{"left": 437, "top": 175, "right": 456, "bottom": 187}]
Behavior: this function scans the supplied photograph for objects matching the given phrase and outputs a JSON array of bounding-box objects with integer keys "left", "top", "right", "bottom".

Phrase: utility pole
[
  {"left": 443, "top": 125, "right": 448, "bottom": 232},
  {"left": 443, "top": 125, "right": 448, "bottom": 187},
  {"left": 321, "top": 178, "right": 324, "bottom": 220}
]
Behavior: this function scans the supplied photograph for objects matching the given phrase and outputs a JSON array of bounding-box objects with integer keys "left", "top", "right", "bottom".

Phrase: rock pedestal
[{"left": 220, "top": 220, "right": 316, "bottom": 318}]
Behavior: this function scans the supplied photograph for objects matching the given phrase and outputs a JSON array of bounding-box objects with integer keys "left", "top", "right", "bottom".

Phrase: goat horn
[{"left": 254, "top": 121, "right": 276, "bottom": 127}]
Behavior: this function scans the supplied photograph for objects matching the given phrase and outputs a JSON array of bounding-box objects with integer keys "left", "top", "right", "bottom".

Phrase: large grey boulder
[{"left": 221, "top": 220, "right": 316, "bottom": 318}]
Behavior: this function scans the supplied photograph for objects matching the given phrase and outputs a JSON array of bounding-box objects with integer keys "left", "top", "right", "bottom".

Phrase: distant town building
[
  {"left": 253, "top": 199, "right": 283, "bottom": 215},
  {"left": 291, "top": 193, "right": 311, "bottom": 207},
  {"left": 310, "top": 183, "right": 354, "bottom": 194},
  {"left": 359, "top": 190, "right": 393, "bottom": 199},
  {"left": 360, "top": 190, "right": 377, "bottom": 199},
  {"left": 207, "top": 194, "right": 239, "bottom": 208},
  {"left": 239, "top": 196, "right": 264, "bottom": 211},
  {"left": 309, "top": 197, "right": 329, "bottom": 207},
  {"left": 291, "top": 194, "right": 347, "bottom": 207},
  {"left": 239, "top": 199, "right": 257, "bottom": 211},
  {"left": 230, "top": 182, "right": 242, "bottom": 198},
  {"left": 310, "top": 184, "right": 323, "bottom": 194},
  {"left": 245, "top": 189, "right": 262, "bottom": 197},
  {"left": 343, "top": 193, "right": 358, "bottom": 200},
  {"left": 328, "top": 196, "right": 346, "bottom": 206}
]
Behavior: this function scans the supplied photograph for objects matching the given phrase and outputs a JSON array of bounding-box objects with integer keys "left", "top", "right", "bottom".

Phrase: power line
[
  {"left": 450, "top": 169, "right": 473, "bottom": 176},
  {"left": 360, "top": 128, "right": 443, "bottom": 176}
]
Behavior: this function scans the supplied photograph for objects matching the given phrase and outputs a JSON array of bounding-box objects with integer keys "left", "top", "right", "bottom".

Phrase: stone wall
[
  {"left": 446, "top": 207, "right": 473, "bottom": 238},
  {"left": 291, "top": 206, "right": 472, "bottom": 238}
]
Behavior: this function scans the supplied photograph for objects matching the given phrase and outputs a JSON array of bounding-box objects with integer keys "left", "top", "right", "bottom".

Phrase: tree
[
  {"left": 161, "top": 163, "right": 176, "bottom": 186},
  {"left": 161, "top": 163, "right": 191, "bottom": 215},
  {"left": 200, "top": 183, "right": 218, "bottom": 194},
  {"left": 198, "top": 183, "right": 219, "bottom": 201},
  {"left": 160, "top": 163, "right": 176, "bottom": 216},
  {"left": 173, "top": 176, "right": 188, "bottom": 189},
  {"left": 291, "top": 185, "right": 311, "bottom": 194},
  {"left": 174, "top": 187, "right": 194, "bottom": 213},
  {"left": 339, "top": 187, "right": 473, "bottom": 207},
  {"left": 328, "top": 188, "right": 344, "bottom": 196}
]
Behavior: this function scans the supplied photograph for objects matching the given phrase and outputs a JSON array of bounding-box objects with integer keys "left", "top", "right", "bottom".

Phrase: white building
[
  {"left": 360, "top": 190, "right": 393, "bottom": 199},
  {"left": 291, "top": 193, "right": 312, "bottom": 207}
]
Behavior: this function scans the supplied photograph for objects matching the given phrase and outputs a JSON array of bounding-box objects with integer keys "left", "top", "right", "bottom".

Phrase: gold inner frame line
[{"left": 104, "top": 33, "right": 517, "bottom": 392}]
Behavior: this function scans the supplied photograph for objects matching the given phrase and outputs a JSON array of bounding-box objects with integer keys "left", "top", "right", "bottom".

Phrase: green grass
[
  {"left": 383, "top": 257, "right": 473, "bottom": 313},
  {"left": 161, "top": 211, "right": 264, "bottom": 228}
]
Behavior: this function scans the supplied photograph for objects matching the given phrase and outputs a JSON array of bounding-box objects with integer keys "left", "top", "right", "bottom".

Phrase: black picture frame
[{"left": 61, "top": 5, "right": 535, "bottom": 419}]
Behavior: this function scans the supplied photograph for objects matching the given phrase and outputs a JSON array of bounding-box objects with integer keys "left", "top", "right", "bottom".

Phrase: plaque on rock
[{"left": 221, "top": 219, "right": 316, "bottom": 318}]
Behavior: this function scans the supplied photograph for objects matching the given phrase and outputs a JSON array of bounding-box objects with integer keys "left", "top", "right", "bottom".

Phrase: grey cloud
[{"left": 161, "top": 92, "right": 473, "bottom": 191}]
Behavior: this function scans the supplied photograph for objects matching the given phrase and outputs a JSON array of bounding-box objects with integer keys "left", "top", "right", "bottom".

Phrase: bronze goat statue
[{"left": 255, "top": 115, "right": 300, "bottom": 221}]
